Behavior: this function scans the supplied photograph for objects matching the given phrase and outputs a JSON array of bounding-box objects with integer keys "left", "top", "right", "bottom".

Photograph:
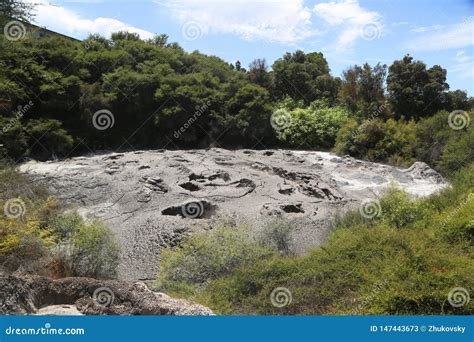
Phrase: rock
[
  {"left": 0, "top": 273, "right": 213, "bottom": 316},
  {"left": 19, "top": 149, "right": 448, "bottom": 281},
  {"left": 35, "top": 305, "right": 83, "bottom": 316},
  {"left": 404, "top": 161, "right": 445, "bottom": 183}
]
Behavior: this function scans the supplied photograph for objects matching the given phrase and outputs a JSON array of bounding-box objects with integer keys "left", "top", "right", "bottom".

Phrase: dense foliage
[
  {"left": 274, "top": 99, "right": 349, "bottom": 149},
  {"left": 1, "top": 28, "right": 471, "bottom": 165}
]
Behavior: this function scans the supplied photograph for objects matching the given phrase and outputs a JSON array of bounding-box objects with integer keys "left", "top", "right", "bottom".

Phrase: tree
[
  {"left": 339, "top": 63, "right": 387, "bottom": 117},
  {"left": 387, "top": 54, "right": 449, "bottom": 119},
  {"left": 247, "top": 58, "right": 271, "bottom": 90},
  {"left": 147, "top": 34, "right": 168, "bottom": 47},
  {"left": 111, "top": 31, "right": 141, "bottom": 42},
  {"left": 443, "top": 90, "right": 472, "bottom": 112},
  {"left": 272, "top": 50, "right": 339, "bottom": 104},
  {"left": 0, "top": 0, "right": 35, "bottom": 21}
]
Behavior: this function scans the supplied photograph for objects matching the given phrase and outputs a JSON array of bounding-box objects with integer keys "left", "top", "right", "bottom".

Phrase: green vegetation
[
  {"left": 1, "top": 26, "right": 471, "bottom": 164},
  {"left": 0, "top": 164, "right": 119, "bottom": 278},
  {"left": 335, "top": 118, "right": 417, "bottom": 166},
  {"left": 156, "top": 165, "right": 473, "bottom": 315},
  {"left": 275, "top": 99, "right": 349, "bottom": 149}
]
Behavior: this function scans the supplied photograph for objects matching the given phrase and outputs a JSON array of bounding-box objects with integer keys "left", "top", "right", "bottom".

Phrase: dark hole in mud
[
  {"left": 208, "top": 172, "right": 230, "bottom": 182},
  {"left": 161, "top": 200, "right": 217, "bottom": 219},
  {"left": 189, "top": 173, "right": 205, "bottom": 181},
  {"left": 279, "top": 187, "right": 294, "bottom": 195},
  {"left": 189, "top": 172, "right": 230, "bottom": 182},
  {"left": 236, "top": 178, "right": 255, "bottom": 188},
  {"left": 280, "top": 204, "right": 304, "bottom": 213},
  {"left": 263, "top": 151, "right": 274, "bottom": 156},
  {"left": 179, "top": 182, "right": 200, "bottom": 191}
]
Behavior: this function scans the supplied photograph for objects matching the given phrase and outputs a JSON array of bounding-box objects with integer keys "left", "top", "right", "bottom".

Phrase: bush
[
  {"left": 0, "top": 165, "right": 119, "bottom": 278},
  {"left": 259, "top": 219, "right": 295, "bottom": 256},
  {"left": 438, "top": 124, "right": 473, "bottom": 176},
  {"left": 155, "top": 225, "right": 275, "bottom": 296},
  {"left": 335, "top": 118, "right": 416, "bottom": 166},
  {"left": 67, "top": 220, "right": 120, "bottom": 278},
  {"left": 379, "top": 187, "right": 424, "bottom": 228},
  {"left": 0, "top": 196, "right": 58, "bottom": 272},
  {"left": 276, "top": 100, "right": 348, "bottom": 149},
  {"left": 415, "top": 110, "right": 452, "bottom": 168}
]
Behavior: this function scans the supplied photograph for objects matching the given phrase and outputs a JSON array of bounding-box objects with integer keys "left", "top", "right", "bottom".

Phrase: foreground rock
[
  {"left": 0, "top": 273, "right": 213, "bottom": 315},
  {"left": 19, "top": 149, "right": 447, "bottom": 281}
]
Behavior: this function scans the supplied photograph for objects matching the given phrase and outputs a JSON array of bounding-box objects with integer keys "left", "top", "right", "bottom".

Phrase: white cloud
[
  {"left": 406, "top": 20, "right": 473, "bottom": 51},
  {"left": 156, "top": 0, "right": 316, "bottom": 44},
  {"left": 410, "top": 24, "right": 445, "bottom": 33},
  {"left": 33, "top": 0, "right": 154, "bottom": 39},
  {"left": 450, "top": 50, "right": 474, "bottom": 80},
  {"left": 312, "top": 0, "right": 383, "bottom": 52}
]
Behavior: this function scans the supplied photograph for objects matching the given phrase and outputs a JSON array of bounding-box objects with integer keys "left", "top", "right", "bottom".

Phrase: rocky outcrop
[
  {"left": 0, "top": 273, "right": 213, "bottom": 316},
  {"left": 19, "top": 149, "right": 448, "bottom": 281}
]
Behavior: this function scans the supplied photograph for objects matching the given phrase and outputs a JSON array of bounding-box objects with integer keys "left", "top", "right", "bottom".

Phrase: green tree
[
  {"left": 272, "top": 50, "right": 339, "bottom": 104},
  {"left": 387, "top": 54, "right": 449, "bottom": 119},
  {"left": 339, "top": 63, "right": 387, "bottom": 117},
  {"left": 0, "top": 0, "right": 35, "bottom": 21},
  {"left": 247, "top": 58, "right": 271, "bottom": 91}
]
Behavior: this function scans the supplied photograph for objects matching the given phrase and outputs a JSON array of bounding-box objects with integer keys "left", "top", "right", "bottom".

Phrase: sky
[{"left": 29, "top": 0, "right": 474, "bottom": 94}]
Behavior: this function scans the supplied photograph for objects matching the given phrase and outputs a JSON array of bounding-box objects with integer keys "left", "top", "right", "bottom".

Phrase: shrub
[
  {"left": 334, "top": 118, "right": 416, "bottom": 166},
  {"left": 0, "top": 196, "right": 58, "bottom": 272},
  {"left": 415, "top": 110, "right": 452, "bottom": 168},
  {"left": 67, "top": 220, "right": 120, "bottom": 279},
  {"left": 259, "top": 219, "right": 295, "bottom": 256},
  {"left": 276, "top": 100, "right": 349, "bottom": 149},
  {"left": 379, "top": 187, "right": 424, "bottom": 228},
  {"left": 200, "top": 214, "right": 473, "bottom": 315},
  {"left": 438, "top": 123, "right": 473, "bottom": 176},
  {"left": 155, "top": 225, "right": 275, "bottom": 296},
  {"left": 0, "top": 165, "right": 119, "bottom": 278}
]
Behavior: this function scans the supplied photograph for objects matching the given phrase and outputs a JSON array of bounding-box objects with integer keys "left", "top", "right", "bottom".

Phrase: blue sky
[{"left": 32, "top": 0, "right": 473, "bottom": 94}]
